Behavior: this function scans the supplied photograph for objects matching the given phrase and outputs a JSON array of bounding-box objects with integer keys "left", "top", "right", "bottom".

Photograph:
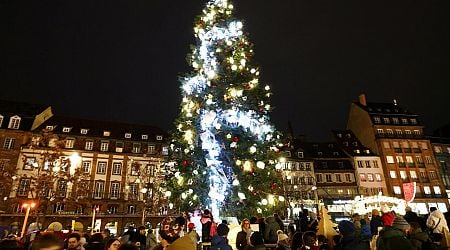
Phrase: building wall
[{"left": 353, "top": 156, "right": 387, "bottom": 195}]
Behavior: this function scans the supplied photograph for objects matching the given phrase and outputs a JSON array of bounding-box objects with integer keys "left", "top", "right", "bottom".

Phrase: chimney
[{"left": 359, "top": 94, "right": 367, "bottom": 106}]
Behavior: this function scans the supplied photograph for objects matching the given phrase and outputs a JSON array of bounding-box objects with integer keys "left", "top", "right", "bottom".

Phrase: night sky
[{"left": 1, "top": 1, "right": 450, "bottom": 140}]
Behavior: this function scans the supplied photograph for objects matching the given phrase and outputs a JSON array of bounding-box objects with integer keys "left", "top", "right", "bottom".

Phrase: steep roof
[{"left": 332, "top": 130, "right": 376, "bottom": 156}]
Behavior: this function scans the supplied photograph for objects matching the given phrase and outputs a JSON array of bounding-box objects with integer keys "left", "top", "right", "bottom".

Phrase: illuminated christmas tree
[{"left": 164, "top": 0, "right": 284, "bottom": 219}]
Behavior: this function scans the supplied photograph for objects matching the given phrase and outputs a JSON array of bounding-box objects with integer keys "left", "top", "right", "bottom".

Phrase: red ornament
[
  {"left": 271, "top": 182, "right": 277, "bottom": 190},
  {"left": 245, "top": 83, "right": 251, "bottom": 89},
  {"left": 233, "top": 137, "right": 239, "bottom": 142},
  {"left": 182, "top": 160, "right": 188, "bottom": 166}
]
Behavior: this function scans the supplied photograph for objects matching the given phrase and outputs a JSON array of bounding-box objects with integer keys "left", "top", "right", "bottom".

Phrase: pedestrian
[
  {"left": 135, "top": 226, "right": 147, "bottom": 250},
  {"left": 31, "top": 233, "right": 64, "bottom": 250},
  {"left": 84, "top": 233, "right": 104, "bottom": 250},
  {"left": 67, "top": 232, "right": 85, "bottom": 250},
  {"left": 370, "top": 209, "right": 383, "bottom": 236},
  {"left": 211, "top": 223, "right": 232, "bottom": 250},
  {"left": 186, "top": 222, "right": 199, "bottom": 245},
  {"left": 200, "top": 209, "right": 216, "bottom": 243},
  {"left": 264, "top": 216, "right": 281, "bottom": 244},
  {"left": 248, "top": 231, "right": 266, "bottom": 250},
  {"left": 376, "top": 215, "right": 413, "bottom": 250},
  {"left": 299, "top": 231, "right": 318, "bottom": 250},
  {"left": 335, "top": 220, "right": 369, "bottom": 250},
  {"left": 275, "top": 230, "right": 290, "bottom": 250},
  {"left": 426, "top": 207, "right": 449, "bottom": 243},
  {"left": 317, "top": 235, "right": 330, "bottom": 250},
  {"left": 236, "top": 218, "right": 252, "bottom": 250},
  {"left": 105, "top": 238, "right": 121, "bottom": 250}
]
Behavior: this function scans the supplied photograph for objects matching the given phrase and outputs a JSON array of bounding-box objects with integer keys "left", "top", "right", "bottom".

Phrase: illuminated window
[
  {"left": 85, "top": 140, "right": 94, "bottom": 150},
  {"left": 393, "top": 186, "right": 402, "bottom": 194},
  {"left": 423, "top": 186, "right": 431, "bottom": 194},
  {"left": 410, "top": 171, "right": 417, "bottom": 179},
  {"left": 360, "top": 174, "right": 366, "bottom": 182},
  {"left": 8, "top": 116, "right": 21, "bottom": 129},
  {"left": 383, "top": 142, "right": 390, "bottom": 148},
  {"left": 125, "top": 133, "right": 132, "bottom": 139},
  {"left": 65, "top": 138, "right": 75, "bottom": 148},
  {"left": 386, "top": 156, "right": 395, "bottom": 163},
  {"left": 389, "top": 171, "right": 397, "bottom": 178},
  {"left": 375, "top": 174, "right": 382, "bottom": 182},
  {"left": 433, "top": 186, "right": 441, "bottom": 195},
  {"left": 367, "top": 174, "right": 374, "bottom": 182}
]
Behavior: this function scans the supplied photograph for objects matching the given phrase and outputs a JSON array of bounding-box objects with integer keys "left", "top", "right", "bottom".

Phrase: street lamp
[{"left": 20, "top": 202, "right": 36, "bottom": 238}]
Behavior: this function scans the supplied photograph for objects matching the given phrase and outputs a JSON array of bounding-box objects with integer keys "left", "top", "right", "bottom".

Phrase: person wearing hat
[
  {"left": 158, "top": 218, "right": 181, "bottom": 249},
  {"left": 275, "top": 230, "right": 290, "bottom": 250},
  {"left": 211, "top": 223, "right": 232, "bottom": 250},
  {"left": 376, "top": 216, "right": 413, "bottom": 250},
  {"left": 335, "top": 220, "right": 369, "bottom": 250},
  {"left": 370, "top": 209, "right": 383, "bottom": 236},
  {"left": 187, "top": 222, "right": 200, "bottom": 244}
]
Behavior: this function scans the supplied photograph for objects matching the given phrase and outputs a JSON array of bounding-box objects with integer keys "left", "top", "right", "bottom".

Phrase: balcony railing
[
  {"left": 417, "top": 163, "right": 425, "bottom": 168},
  {"left": 398, "top": 162, "right": 406, "bottom": 168}
]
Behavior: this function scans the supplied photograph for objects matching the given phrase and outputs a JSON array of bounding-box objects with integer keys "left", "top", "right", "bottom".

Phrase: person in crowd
[
  {"left": 287, "top": 223, "right": 296, "bottom": 242},
  {"left": 122, "top": 226, "right": 137, "bottom": 245},
  {"left": 67, "top": 233, "right": 85, "bottom": 250},
  {"left": 317, "top": 235, "right": 330, "bottom": 250},
  {"left": 211, "top": 223, "right": 232, "bottom": 250},
  {"left": 403, "top": 207, "right": 419, "bottom": 224},
  {"left": 376, "top": 215, "right": 412, "bottom": 249},
  {"left": 135, "top": 226, "right": 147, "bottom": 250},
  {"left": 257, "top": 216, "right": 266, "bottom": 235},
  {"left": 0, "top": 237, "right": 21, "bottom": 250},
  {"left": 102, "top": 229, "right": 113, "bottom": 245},
  {"left": 370, "top": 209, "right": 383, "bottom": 236},
  {"left": 335, "top": 220, "right": 369, "bottom": 250},
  {"left": 276, "top": 230, "right": 290, "bottom": 250},
  {"left": 84, "top": 233, "right": 104, "bottom": 250},
  {"left": 145, "top": 228, "right": 157, "bottom": 250},
  {"left": 105, "top": 238, "right": 121, "bottom": 250},
  {"left": 299, "top": 231, "right": 318, "bottom": 250},
  {"left": 248, "top": 231, "right": 266, "bottom": 250},
  {"left": 274, "top": 214, "right": 285, "bottom": 232},
  {"left": 31, "top": 233, "right": 64, "bottom": 250},
  {"left": 290, "top": 230, "right": 303, "bottom": 250},
  {"left": 236, "top": 218, "right": 252, "bottom": 250},
  {"left": 408, "top": 221, "right": 430, "bottom": 250},
  {"left": 118, "top": 243, "right": 139, "bottom": 250},
  {"left": 158, "top": 217, "right": 190, "bottom": 250},
  {"left": 200, "top": 209, "right": 216, "bottom": 243},
  {"left": 186, "top": 222, "right": 199, "bottom": 245},
  {"left": 359, "top": 219, "right": 371, "bottom": 241},
  {"left": 265, "top": 216, "right": 281, "bottom": 244},
  {"left": 250, "top": 217, "right": 258, "bottom": 225},
  {"left": 427, "top": 207, "right": 449, "bottom": 243}
]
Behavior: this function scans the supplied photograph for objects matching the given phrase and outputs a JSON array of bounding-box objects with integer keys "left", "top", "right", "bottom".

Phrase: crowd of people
[{"left": 0, "top": 207, "right": 449, "bottom": 250}]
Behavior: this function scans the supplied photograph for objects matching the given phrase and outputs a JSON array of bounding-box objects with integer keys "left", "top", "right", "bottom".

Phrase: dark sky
[{"left": 1, "top": 1, "right": 450, "bottom": 141}]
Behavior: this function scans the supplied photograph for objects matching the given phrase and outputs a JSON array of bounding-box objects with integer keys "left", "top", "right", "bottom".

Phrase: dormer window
[
  {"left": 317, "top": 152, "right": 323, "bottom": 156},
  {"left": 284, "top": 151, "right": 291, "bottom": 157},
  {"left": 374, "top": 117, "right": 381, "bottom": 124},
  {"left": 46, "top": 125, "right": 54, "bottom": 131},
  {"left": 125, "top": 133, "right": 132, "bottom": 139},
  {"left": 352, "top": 142, "right": 358, "bottom": 146},
  {"left": 401, "top": 118, "right": 408, "bottom": 124},
  {"left": 333, "top": 152, "right": 339, "bottom": 156},
  {"left": 80, "top": 129, "right": 88, "bottom": 134},
  {"left": 365, "top": 150, "right": 371, "bottom": 154},
  {"left": 343, "top": 142, "right": 349, "bottom": 146},
  {"left": 0, "top": 115, "right": 3, "bottom": 127},
  {"left": 297, "top": 152, "right": 304, "bottom": 158},
  {"left": 383, "top": 118, "right": 390, "bottom": 124},
  {"left": 8, "top": 116, "right": 21, "bottom": 129},
  {"left": 142, "top": 135, "right": 148, "bottom": 140},
  {"left": 392, "top": 118, "right": 399, "bottom": 124},
  {"left": 62, "top": 127, "right": 71, "bottom": 133},
  {"left": 156, "top": 135, "right": 163, "bottom": 141},
  {"left": 337, "top": 133, "right": 342, "bottom": 138},
  {"left": 103, "top": 131, "right": 110, "bottom": 137},
  {"left": 354, "top": 149, "right": 360, "bottom": 154}
]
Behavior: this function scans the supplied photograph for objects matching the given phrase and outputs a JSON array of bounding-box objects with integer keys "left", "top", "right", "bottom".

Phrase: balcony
[
  {"left": 417, "top": 163, "right": 425, "bottom": 168},
  {"left": 398, "top": 162, "right": 406, "bottom": 168},
  {"left": 413, "top": 148, "right": 421, "bottom": 153},
  {"left": 403, "top": 148, "right": 412, "bottom": 153}
]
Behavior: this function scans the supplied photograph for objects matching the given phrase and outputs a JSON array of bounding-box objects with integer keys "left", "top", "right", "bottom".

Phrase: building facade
[{"left": 347, "top": 94, "right": 448, "bottom": 214}]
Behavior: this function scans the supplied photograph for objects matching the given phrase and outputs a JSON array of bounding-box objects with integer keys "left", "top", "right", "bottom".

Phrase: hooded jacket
[
  {"left": 427, "top": 210, "right": 449, "bottom": 234},
  {"left": 210, "top": 235, "right": 232, "bottom": 250},
  {"left": 376, "top": 227, "right": 413, "bottom": 250}
]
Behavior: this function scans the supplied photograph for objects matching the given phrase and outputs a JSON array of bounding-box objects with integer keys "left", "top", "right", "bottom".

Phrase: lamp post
[
  {"left": 20, "top": 202, "right": 36, "bottom": 238},
  {"left": 91, "top": 206, "right": 99, "bottom": 234}
]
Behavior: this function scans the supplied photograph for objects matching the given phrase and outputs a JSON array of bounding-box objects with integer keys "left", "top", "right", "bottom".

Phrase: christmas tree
[{"left": 164, "top": 0, "right": 284, "bottom": 219}]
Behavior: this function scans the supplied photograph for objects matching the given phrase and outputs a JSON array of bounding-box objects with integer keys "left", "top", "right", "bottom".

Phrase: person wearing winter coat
[
  {"left": 408, "top": 221, "right": 430, "bottom": 250},
  {"left": 376, "top": 215, "right": 413, "bottom": 250},
  {"left": 211, "top": 224, "right": 232, "bottom": 250},
  {"left": 236, "top": 219, "right": 252, "bottom": 250},
  {"left": 248, "top": 232, "right": 266, "bottom": 250},
  {"left": 335, "top": 220, "right": 370, "bottom": 250},
  {"left": 370, "top": 209, "right": 383, "bottom": 236},
  {"left": 426, "top": 208, "right": 449, "bottom": 237},
  {"left": 265, "top": 216, "right": 281, "bottom": 244},
  {"left": 275, "top": 230, "right": 291, "bottom": 250}
]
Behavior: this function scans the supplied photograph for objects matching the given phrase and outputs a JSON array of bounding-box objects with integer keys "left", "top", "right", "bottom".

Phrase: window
[
  {"left": 24, "top": 157, "right": 36, "bottom": 170},
  {"left": 335, "top": 174, "right": 342, "bottom": 182},
  {"left": 345, "top": 174, "right": 351, "bottom": 182},
  {"left": 128, "top": 205, "right": 136, "bottom": 214},
  {"left": 390, "top": 171, "right": 397, "bottom": 178},
  {"left": 82, "top": 161, "right": 91, "bottom": 173},
  {"left": 112, "top": 162, "right": 122, "bottom": 175},
  {"left": 410, "top": 118, "right": 417, "bottom": 124},
  {"left": 405, "top": 130, "right": 411, "bottom": 135},
  {"left": 108, "top": 205, "right": 119, "bottom": 214},
  {"left": 85, "top": 140, "right": 94, "bottom": 150},
  {"left": 434, "top": 146, "right": 442, "bottom": 153},
  {"left": 383, "top": 118, "right": 390, "bottom": 124},
  {"left": 386, "top": 156, "right": 395, "bottom": 164},
  {"left": 365, "top": 161, "right": 371, "bottom": 168},
  {"left": 396, "top": 130, "right": 403, "bottom": 136},
  {"left": 413, "top": 130, "right": 421, "bottom": 135},
  {"left": 375, "top": 174, "right": 382, "bottom": 182},
  {"left": 132, "top": 143, "right": 141, "bottom": 153},
  {"left": 297, "top": 152, "right": 304, "bottom": 158},
  {"left": 62, "top": 127, "right": 71, "bottom": 133},
  {"left": 386, "top": 129, "right": 393, "bottom": 135},
  {"left": 410, "top": 171, "right": 417, "bottom": 179},
  {"left": 94, "top": 181, "right": 105, "bottom": 198},
  {"left": 284, "top": 151, "right": 291, "bottom": 157},
  {"left": 65, "top": 138, "right": 75, "bottom": 148},
  {"left": 116, "top": 141, "right": 124, "bottom": 153},
  {"left": 156, "top": 135, "right": 163, "bottom": 141},
  {"left": 18, "top": 178, "right": 31, "bottom": 196},
  {"left": 401, "top": 118, "right": 408, "bottom": 124},
  {"left": 46, "top": 125, "right": 54, "bottom": 131},
  {"left": 374, "top": 117, "right": 381, "bottom": 123},
  {"left": 147, "top": 145, "right": 156, "bottom": 154},
  {"left": 53, "top": 203, "right": 64, "bottom": 213},
  {"left": 421, "top": 142, "right": 428, "bottom": 150},
  {"left": 357, "top": 161, "right": 364, "bottom": 168},
  {"left": 411, "top": 142, "right": 419, "bottom": 148},
  {"left": 8, "top": 116, "right": 21, "bottom": 129},
  {"left": 393, "top": 141, "right": 400, "bottom": 148},
  {"left": 433, "top": 186, "right": 441, "bottom": 195},
  {"left": 103, "top": 131, "right": 110, "bottom": 137},
  {"left": 57, "top": 180, "right": 67, "bottom": 197},
  {"left": 3, "top": 138, "right": 16, "bottom": 149},
  {"left": 373, "top": 161, "right": 379, "bottom": 168},
  {"left": 129, "top": 183, "right": 138, "bottom": 198},
  {"left": 162, "top": 146, "right": 168, "bottom": 155},
  {"left": 142, "top": 134, "right": 148, "bottom": 140},
  {"left": 425, "top": 156, "right": 433, "bottom": 164},
  {"left": 0, "top": 159, "right": 7, "bottom": 171},
  {"left": 396, "top": 156, "right": 404, "bottom": 163},
  {"left": 403, "top": 156, "right": 413, "bottom": 164},
  {"left": 377, "top": 129, "right": 384, "bottom": 135},
  {"left": 110, "top": 183, "right": 120, "bottom": 199},
  {"left": 423, "top": 186, "right": 431, "bottom": 194},
  {"left": 393, "top": 186, "right": 402, "bottom": 194},
  {"left": 325, "top": 174, "right": 332, "bottom": 182},
  {"left": 400, "top": 171, "right": 407, "bottom": 179},
  {"left": 0, "top": 115, "right": 3, "bottom": 127},
  {"left": 367, "top": 174, "right": 374, "bottom": 182},
  {"left": 420, "top": 171, "right": 427, "bottom": 178},
  {"left": 125, "top": 133, "right": 132, "bottom": 139},
  {"left": 100, "top": 141, "right": 109, "bottom": 152},
  {"left": 97, "top": 162, "right": 107, "bottom": 174},
  {"left": 430, "top": 171, "right": 437, "bottom": 179},
  {"left": 316, "top": 174, "right": 322, "bottom": 183},
  {"left": 360, "top": 174, "right": 366, "bottom": 182},
  {"left": 415, "top": 156, "right": 423, "bottom": 163},
  {"left": 383, "top": 142, "right": 390, "bottom": 148},
  {"left": 393, "top": 118, "right": 399, "bottom": 124},
  {"left": 402, "top": 141, "right": 409, "bottom": 148},
  {"left": 80, "top": 129, "right": 88, "bottom": 134}
]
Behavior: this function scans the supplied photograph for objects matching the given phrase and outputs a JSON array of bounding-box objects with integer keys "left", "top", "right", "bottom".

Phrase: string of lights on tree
[{"left": 163, "top": 0, "right": 286, "bottom": 219}]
